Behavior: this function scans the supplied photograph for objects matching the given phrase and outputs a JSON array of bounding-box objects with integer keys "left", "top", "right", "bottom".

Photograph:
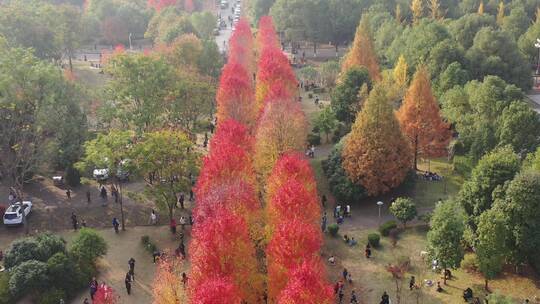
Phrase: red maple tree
[
  {"left": 191, "top": 276, "right": 243, "bottom": 304},
  {"left": 277, "top": 258, "right": 334, "bottom": 304}
]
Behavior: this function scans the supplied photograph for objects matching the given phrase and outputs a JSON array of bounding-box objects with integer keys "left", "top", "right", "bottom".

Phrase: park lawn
[{"left": 324, "top": 226, "right": 540, "bottom": 304}]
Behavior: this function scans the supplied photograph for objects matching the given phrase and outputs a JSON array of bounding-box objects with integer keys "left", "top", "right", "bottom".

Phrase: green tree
[
  {"left": 476, "top": 208, "right": 508, "bottom": 290},
  {"left": 249, "top": 0, "right": 277, "bottom": 22},
  {"left": 330, "top": 67, "right": 371, "bottom": 129},
  {"left": 8, "top": 260, "right": 49, "bottom": 298},
  {"left": 389, "top": 197, "right": 417, "bottom": 228},
  {"left": 105, "top": 53, "right": 172, "bottom": 132},
  {"left": 449, "top": 13, "right": 496, "bottom": 50},
  {"left": 46, "top": 252, "right": 82, "bottom": 297},
  {"left": 197, "top": 40, "right": 224, "bottom": 79},
  {"left": 498, "top": 101, "right": 540, "bottom": 154},
  {"left": 494, "top": 172, "right": 540, "bottom": 269},
  {"left": 76, "top": 130, "right": 135, "bottom": 230},
  {"left": 518, "top": 18, "right": 540, "bottom": 64},
  {"left": 434, "top": 62, "right": 470, "bottom": 95},
  {"left": 313, "top": 106, "right": 338, "bottom": 143},
  {"left": 427, "top": 200, "right": 465, "bottom": 284},
  {"left": 466, "top": 27, "right": 530, "bottom": 90},
  {"left": 501, "top": 5, "right": 531, "bottom": 39},
  {"left": 130, "top": 130, "right": 200, "bottom": 221},
  {"left": 70, "top": 228, "right": 107, "bottom": 264},
  {"left": 4, "top": 239, "right": 41, "bottom": 269},
  {"left": 457, "top": 146, "right": 520, "bottom": 227},
  {"left": 190, "top": 11, "right": 216, "bottom": 40},
  {"left": 319, "top": 60, "right": 340, "bottom": 87}
]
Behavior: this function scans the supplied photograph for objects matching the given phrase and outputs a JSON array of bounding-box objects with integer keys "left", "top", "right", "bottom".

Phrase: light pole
[
  {"left": 377, "top": 201, "right": 384, "bottom": 225},
  {"left": 129, "top": 33, "right": 133, "bottom": 50}
]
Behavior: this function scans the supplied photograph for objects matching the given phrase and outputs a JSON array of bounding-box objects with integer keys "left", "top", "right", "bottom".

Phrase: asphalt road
[{"left": 215, "top": 0, "right": 238, "bottom": 54}]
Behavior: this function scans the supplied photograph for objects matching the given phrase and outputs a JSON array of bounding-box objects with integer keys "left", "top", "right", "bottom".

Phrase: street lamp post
[
  {"left": 377, "top": 201, "right": 384, "bottom": 225},
  {"left": 129, "top": 33, "right": 133, "bottom": 50}
]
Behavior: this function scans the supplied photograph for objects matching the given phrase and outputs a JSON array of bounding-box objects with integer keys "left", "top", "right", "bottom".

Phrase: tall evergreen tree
[
  {"left": 341, "top": 15, "right": 381, "bottom": 82},
  {"left": 397, "top": 66, "right": 452, "bottom": 169},
  {"left": 342, "top": 85, "right": 412, "bottom": 196}
]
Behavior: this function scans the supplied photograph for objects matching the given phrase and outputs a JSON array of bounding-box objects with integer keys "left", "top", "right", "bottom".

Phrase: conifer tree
[
  {"left": 341, "top": 15, "right": 381, "bottom": 81},
  {"left": 410, "top": 0, "right": 424, "bottom": 24},
  {"left": 429, "top": 0, "right": 441, "bottom": 19},
  {"left": 396, "top": 4, "right": 403, "bottom": 24},
  {"left": 393, "top": 55, "right": 409, "bottom": 90},
  {"left": 478, "top": 1, "right": 484, "bottom": 15},
  {"left": 397, "top": 66, "right": 451, "bottom": 169},
  {"left": 342, "top": 85, "right": 412, "bottom": 195},
  {"left": 497, "top": 1, "right": 505, "bottom": 25}
]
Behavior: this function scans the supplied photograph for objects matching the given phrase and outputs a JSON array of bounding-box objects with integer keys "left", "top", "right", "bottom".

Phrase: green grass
[{"left": 325, "top": 227, "right": 540, "bottom": 304}]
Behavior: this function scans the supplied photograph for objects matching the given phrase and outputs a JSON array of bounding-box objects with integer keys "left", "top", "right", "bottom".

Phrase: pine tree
[
  {"left": 429, "top": 0, "right": 441, "bottom": 19},
  {"left": 478, "top": 1, "right": 484, "bottom": 15},
  {"left": 341, "top": 15, "right": 381, "bottom": 81},
  {"left": 410, "top": 0, "right": 424, "bottom": 24},
  {"left": 342, "top": 85, "right": 412, "bottom": 196},
  {"left": 397, "top": 66, "right": 452, "bottom": 169},
  {"left": 497, "top": 1, "right": 505, "bottom": 25},
  {"left": 396, "top": 4, "right": 403, "bottom": 24},
  {"left": 393, "top": 55, "right": 409, "bottom": 89}
]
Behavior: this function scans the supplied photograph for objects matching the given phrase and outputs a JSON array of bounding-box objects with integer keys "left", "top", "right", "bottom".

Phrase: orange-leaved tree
[
  {"left": 265, "top": 152, "right": 317, "bottom": 201},
  {"left": 256, "top": 16, "right": 280, "bottom": 51},
  {"left": 266, "top": 219, "right": 323, "bottom": 301},
  {"left": 254, "top": 90, "right": 307, "bottom": 180},
  {"left": 277, "top": 259, "right": 334, "bottom": 304},
  {"left": 152, "top": 256, "right": 186, "bottom": 304},
  {"left": 210, "top": 119, "right": 254, "bottom": 154},
  {"left": 341, "top": 15, "right": 381, "bottom": 82},
  {"left": 397, "top": 66, "right": 452, "bottom": 169},
  {"left": 216, "top": 62, "right": 257, "bottom": 130},
  {"left": 189, "top": 208, "right": 264, "bottom": 303},
  {"left": 191, "top": 276, "right": 243, "bottom": 304},
  {"left": 229, "top": 18, "right": 256, "bottom": 73},
  {"left": 342, "top": 84, "right": 412, "bottom": 196}
]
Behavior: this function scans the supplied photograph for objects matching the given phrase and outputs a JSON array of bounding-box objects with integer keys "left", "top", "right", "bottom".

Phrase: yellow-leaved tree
[
  {"left": 394, "top": 55, "right": 409, "bottom": 90},
  {"left": 397, "top": 66, "right": 452, "bottom": 169},
  {"left": 342, "top": 85, "right": 412, "bottom": 196},
  {"left": 497, "top": 1, "right": 505, "bottom": 25},
  {"left": 341, "top": 15, "right": 381, "bottom": 82},
  {"left": 411, "top": 0, "right": 424, "bottom": 24},
  {"left": 478, "top": 1, "right": 484, "bottom": 15}
]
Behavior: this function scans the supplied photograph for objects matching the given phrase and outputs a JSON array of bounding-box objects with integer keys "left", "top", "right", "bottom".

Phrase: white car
[
  {"left": 3, "top": 201, "right": 32, "bottom": 225},
  {"left": 93, "top": 168, "right": 110, "bottom": 181}
]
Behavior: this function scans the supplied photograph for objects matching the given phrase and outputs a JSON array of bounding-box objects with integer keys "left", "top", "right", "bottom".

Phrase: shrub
[
  {"left": 307, "top": 133, "right": 321, "bottom": 146},
  {"left": 4, "top": 238, "right": 41, "bottom": 269},
  {"left": 47, "top": 252, "right": 83, "bottom": 297},
  {"left": 141, "top": 235, "right": 158, "bottom": 253},
  {"left": 367, "top": 233, "right": 380, "bottom": 247},
  {"left": 327, "top": 224, "right": 339, "bottom": 237},
  {"left": 70, "top": 228, "right": 107, "bottom": 263},
  {"left": 453, "top": 155, "right": 474, "bottom": 178},
  {"left": 379, "top": 220, "right": 398, "bottom": 236},
  {"left": 0, "top": 272, "right": 13, "bottom": 304},
  {"left": 35, "top": 233, "right": 66, "bottom": 261},
  {"left": 8, "top": 260, "right": 49, "bottom": 298},
  {"left": 65, "top": 165, "right": 81, "bottom": 187},
  {"left": 460, "top": 253, "right": 479, "bottom": 273},
  {"left": 417, "top": 212, "right": 432, "bottom": 225},
  {"left": 39, "top": 288, "right": 66, "bottom": 304}
]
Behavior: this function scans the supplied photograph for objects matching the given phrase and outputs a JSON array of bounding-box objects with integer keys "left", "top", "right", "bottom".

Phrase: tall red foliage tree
[
  {"left": 148, "top": 0, "right": 178, "bottom": 11},
  {"left": 266, "top": 179, "right": 320, "bottom": 229},
  {"left": 228, "top": 19, "right": 255, "bottom": 73},
  {"left": 277, "top": 259, "right": 334, "bottom": 304},
  {"left": 255, "top": 48, "right": 297, "bottom": 110},
  {"left": 189, "top": 208, "right": 264, "bottom": 303},
  {"left": 254, "top": 94, "right": 307, "bottom": 179},
  {"left": 210, "top": 119, "right": 254, "bottom": 153},
  {"left": 397, "top": 66, "right": 452, "bottom": 169},
  {"left": 191, "top": 276, "right": 243, "bottom": 304},
  {"left": 216, "top": 63, "right": 257, "bottom": 130},
  {"left": 257, "top": 16, "right": 279, "bottom": 50},
  {"left": 266, "top": 219, "right": 322, "bottom": 301},
  {"left": 266, "top": 152, "right": 317, "bottom": 201}
]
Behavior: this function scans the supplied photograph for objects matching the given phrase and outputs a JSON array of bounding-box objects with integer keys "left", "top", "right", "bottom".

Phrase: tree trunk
[
  {"left": 443, "top": 268, "right": 447, "bottom": 285},
  {"left": 69, "top": 55, "right": 73, "bottom": 73},
  {"left": 414, "top": 134, "right": 418, "bottom": 170},
  {"left": 484, "top": 279, "right": 489, "bottom": 291},
  {"left": 118, "top": 181, "right": 125, "bottom": 231}
]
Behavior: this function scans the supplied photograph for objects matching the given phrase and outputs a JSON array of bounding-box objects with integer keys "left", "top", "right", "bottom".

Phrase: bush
[
  {"left": 0, "top": 272, "right": 13, "bottom": 304},
  {"left": 141, "top": 235, "right": 158, "bottom": 253},
  {"left": 379, "top": 220, "right": 398, "bottom": 237},
  {"left": 47, "top": 252, "right": 83, "bottom": 297},
  {"left": 307, "top": 133, "right": 321, "bottom": 146},
  {"left": 35, "top": 233, "right": 66, "bottom": 261},
  {"left": 460, "top": 253, "right": 479, "bottom": 273},
  {"left": 70, "top": 228, "right": 107, "bottom": 263},
  {"left": 389, "top": 197, "right": 417, "bottom": 228},
  {"left": 4, "top": 238, "right": 41, "bottom": 269},
  {"left": 453, "top": 155, "right": 475, "bottom": 178},
  {"left": 39, "top": 288, "right": 66, "bottom": 304},
  {"left": 8, "top": 260, "right": 49, "bottom": 298},
  {"left": 367, "top": 233, "right": 380, "bottom": 247},
  {"left": 65, "top": 165, "right": 81, "bottom": 187},
  {"left": 327, "top": 224, "right": 339, "bottom": 237},
  {"left": 417, "top": 212, "right": 432, "bottom": 225}
]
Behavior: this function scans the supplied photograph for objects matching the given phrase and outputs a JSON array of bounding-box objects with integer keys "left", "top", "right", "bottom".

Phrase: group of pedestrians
[{"left": 334, "top": 275, "right": 357, "bottom": 304}]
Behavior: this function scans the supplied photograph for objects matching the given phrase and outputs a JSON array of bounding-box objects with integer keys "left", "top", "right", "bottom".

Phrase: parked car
[
  {"left": 220, "top": 0, "right": 228, "bottom": 9},
  {"left": 3, "top": 201, "right": 32, "bottom": 225},
  {"left": 93, "top": 168, "right": 109, "bottom": 181},
  {"left": 52, "top": 175, "right": 64, "bottom": 186}
]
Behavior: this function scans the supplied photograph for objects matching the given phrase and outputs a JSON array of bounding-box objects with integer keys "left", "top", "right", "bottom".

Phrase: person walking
[
  {"left": 71, "top": 212, "right": 78, "bottom": 231},
  {"left": 125, "top": 271, "right": 132, "bottom": 295},
  {"left": 189, "top": 189, "right": 194, "bottom": 202},
  {"left": 83, "top": 298, "right": 90, "bottom": 304},
  {"left": 181, "top": 272, "right": 188, "bottom": 288},
  {"left": 380, "top": 291, "right": 390, "bottom": 304},
  {"left": 86, "top": 190, "right": 91, "bottom": 203},
  {"left": 150, "top": 209, "right": 157, "bottom": 225},
  {"left": 338, "top": 287, "right": 344, "bottom": 304},
  {"left": 342, "top": 268, "right": 348, "bottom": 281},
  {"left": 128, "top": 258, "right": 136, "bottom": 279},
  {"left": 179, "top": 216, "right": 187, "bottom": 231},
  {"left": 321, "top": 214, "right": 327, "bottom": 232},
  {"left": 66, "top": 189, "right": 71, "bottom": 200},
  {"left": 178, "top": 193, "right": 185, "bottom": 209},
  {"left": 89, "top": 277, "right": 98, "bottom": 300},
  {"left": 112, "top": 217, "right": 120, "bottom": 233},
  {"left": 409, "top": 276, "right": 416, "bottom": 290},
  {"left": 350, "top": 290, "right": 358, "bottom": 304},
  {"left": 111, "top": 185, "right": 118, "bottom": 203}
]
